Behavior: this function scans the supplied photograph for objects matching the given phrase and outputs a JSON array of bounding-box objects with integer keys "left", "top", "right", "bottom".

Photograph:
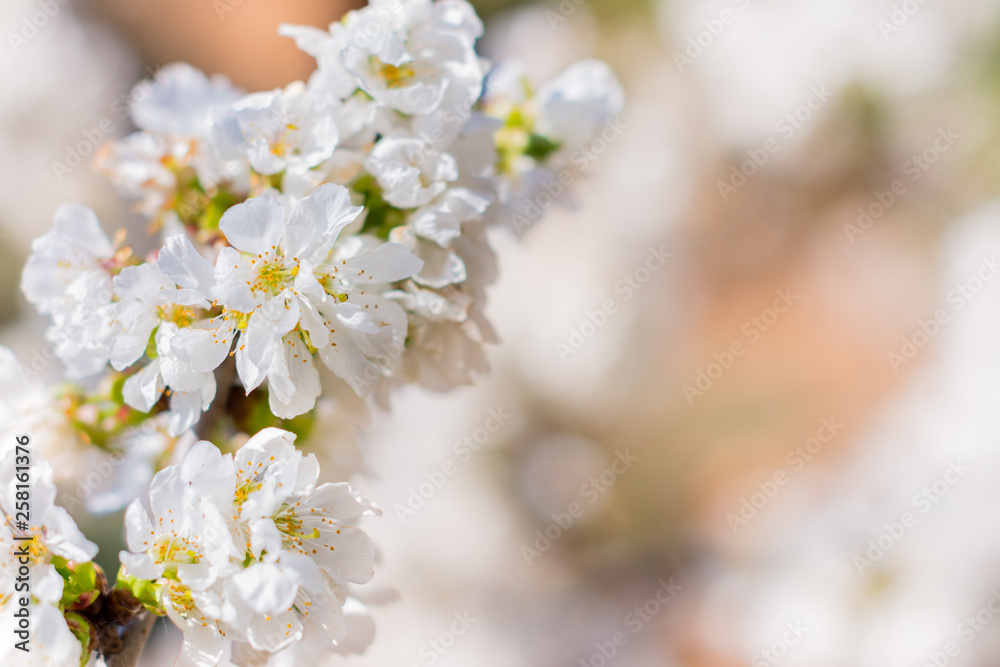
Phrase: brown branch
[
  {"left": 103, "top": 613, "right": 156, "bottom": 667},
  {"left": 105, "top": 356, "right": 237, "bottom": 666}
]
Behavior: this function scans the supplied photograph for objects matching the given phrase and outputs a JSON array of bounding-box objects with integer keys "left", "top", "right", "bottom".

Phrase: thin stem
[{"left": 106, "top": 356, "right": 237, "bottom": 667}]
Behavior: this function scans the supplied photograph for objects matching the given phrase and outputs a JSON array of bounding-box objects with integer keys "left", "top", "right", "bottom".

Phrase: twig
[
  {"left": 103, "top": 614, "right": 156, "bottom": 667},
  {"left": 106, "top": 356, "right": 237, "bottom": 666}
]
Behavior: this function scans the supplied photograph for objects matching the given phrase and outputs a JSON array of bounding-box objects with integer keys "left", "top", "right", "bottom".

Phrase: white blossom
[
  {"left": 120, "top": 427, "right": 379, "bottom": 665},
  {"left": 305, "top": 0, "right": 485, "bottom": 117},
  {"left": 0, "top": 449, "right": 98, "bottom": 607},
  {"left": 0, "top": 450, "right": 98, "bottom": 665},
  {"left": 110, "top": 261, "right": 209, "bottom": 372},
  {"left": 122, "top": 323, "right": 218, "bottom": 436},
  {"left": 97, "top": 63, "right": 245, "bottom": 216},
  {"left": 20, "top": 204, "right": 117, "bottom": 378},
  {"left": 10, "top": 3, "right": 625, "bottom": 663},
  {"left": 0, "top": 601, "right": 86, "bottom": 666},
  {"left": 168, "top": 184, "right": 422, "bottom": 416},
  {"left": 211, "top": 84, "right": 340, "bottom": 178},
  {"left": 534, "top": 59, "right": 626, "bottom": 161}
]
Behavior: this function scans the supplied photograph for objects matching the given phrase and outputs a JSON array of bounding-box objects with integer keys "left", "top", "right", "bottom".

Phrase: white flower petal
[
  {"left": 122, "top": 360, "right": 165, "bottom": 412},
  {"left": 233, "top": 563, "right": 299, "bottom": 614},
  {"left": 220, "top": 196, "right": 286, "bottom": 258},
  {"left": 344, "top": 242, "right": 423, "bottom": 284},
  {"left": 120, "top": 551, "right": 165, "bottom": 581},
  {"left": 159, "top": 234, "right": 217, "bottom": 292}
]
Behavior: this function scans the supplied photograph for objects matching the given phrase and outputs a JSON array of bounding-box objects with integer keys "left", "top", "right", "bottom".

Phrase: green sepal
[
  {"left": 524, "top": 134, "right": 562, "bottom": 161},
  {"left": 145, "top": 326, "right": 160, "bottom": 360},
  {"left": 116, "top": 569, "right": 164, "bottom": 615},
  {"left": 267, "top": 171, "right": 285, "bottom": 192},
  {"left": 506, "top": 106, "right": 529, "bottom": 129},
  {"left": 57, "top": 559, "right": 100, "bottom": 609},
  {"left": 63, "top": 612, "right": 96, "bottom": 667}
]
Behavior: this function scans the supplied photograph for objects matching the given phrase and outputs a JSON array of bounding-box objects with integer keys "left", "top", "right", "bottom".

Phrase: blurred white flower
[{"left": 20, "top": 204, "right": 117, "bottom": 379}]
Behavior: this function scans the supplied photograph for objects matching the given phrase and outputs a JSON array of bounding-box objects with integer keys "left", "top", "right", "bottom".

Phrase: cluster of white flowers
[
  {"left": 20, "top": 0, "right": 623, "bottom": 437},
  {"left": 5, "top": 0, "right": 623, "bottom": 663},
  {"left": 0, "top": 449, "right": 100, "bottom": 666},
  {"left": 119, "top": 427, "right": 379, "bottom": 665}
]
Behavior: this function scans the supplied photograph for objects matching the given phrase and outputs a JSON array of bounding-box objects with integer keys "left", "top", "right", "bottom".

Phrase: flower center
[
  {"left": 153, "top": 535, "right": 201, "bottom": 565},
  {"left": 270, "top": 124, "right": 300, "bottom": 158},
  {"left": 251, "top": 258, "right": 299, "bottom": 296},
  {"left": 156, "top": 304, "right": 197, "bottom": 327},
  {"left": 375, "top": 59, "right": 417, "bottom": 89},
  {"left": 25, "top": 535, "right": 47, "bottom": 562},
  {"left": 5, "top": 523, "right": 49, "bottom": 564},
  {"left": 234, "top": 479, "right": 263, "bottom": 509},
  {"left": 275, "top": 508, "right": 320, "bottom": 545},
  {"left": 166, "top": 582, "right": 198, "bottom": 616}
]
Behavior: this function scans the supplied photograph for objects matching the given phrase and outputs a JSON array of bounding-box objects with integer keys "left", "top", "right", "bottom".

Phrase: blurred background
[{"left": 6, "top": 0, "right": 1000, "bottom": 665}]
